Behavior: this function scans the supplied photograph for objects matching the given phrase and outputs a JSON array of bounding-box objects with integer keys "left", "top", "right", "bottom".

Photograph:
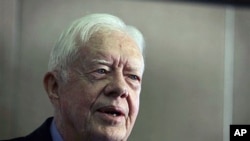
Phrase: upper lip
[{"left": 97, "top": 105, "right": 126, "bottom": 117}]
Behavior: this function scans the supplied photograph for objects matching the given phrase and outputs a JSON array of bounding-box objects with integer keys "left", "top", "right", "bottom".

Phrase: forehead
[
  {"left": 78, "top": 29, "right": 144, "bottom": 70},
  {"left": 85, "top": 30, "right": 142, "bottom": 58},
  {"left": 86, "top": 29, "right": 139, "bottom": 49}
]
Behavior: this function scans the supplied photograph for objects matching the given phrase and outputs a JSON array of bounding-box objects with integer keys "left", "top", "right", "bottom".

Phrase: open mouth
[{"left": 97, "top": 106, "right": 125, "bottom": 117}]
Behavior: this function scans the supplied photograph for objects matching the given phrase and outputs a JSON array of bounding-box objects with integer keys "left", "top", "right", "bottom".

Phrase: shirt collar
[{"left": 50, "top": 119, "right": 64, "bottom": 141}]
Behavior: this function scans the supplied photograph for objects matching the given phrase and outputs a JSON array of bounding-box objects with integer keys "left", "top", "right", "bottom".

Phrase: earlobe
[{"left": 43, "top": 72, "right": 59, "bottom": 100}]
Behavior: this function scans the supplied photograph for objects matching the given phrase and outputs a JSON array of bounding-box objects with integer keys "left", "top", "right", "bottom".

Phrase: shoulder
[{"left": 1, "top": 117, "right": 53, "bottom": 141}]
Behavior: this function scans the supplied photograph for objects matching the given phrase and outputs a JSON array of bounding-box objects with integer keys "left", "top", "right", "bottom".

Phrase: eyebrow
[
  {"left": 91, "top": 59, "right": 144, "bottom": 74},
  {"left": 126, "top": 65, "right": 144, "bottom": 74},
  {"left": 91, "top": 59, "right": 112, "bottom": 66}
]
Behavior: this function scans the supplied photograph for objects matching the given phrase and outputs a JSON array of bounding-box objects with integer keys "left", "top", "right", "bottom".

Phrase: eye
[
  {"left": 128, "top": 74, "right": 140, "bottom": 81},
  {"left": 91, "top": 68, "right": 109, "bottom": 80},
  {"left": 96, "top": 68, "right": 108, "bottom": 74}
]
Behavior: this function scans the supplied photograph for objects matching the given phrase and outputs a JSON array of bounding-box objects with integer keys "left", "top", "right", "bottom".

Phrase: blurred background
[{"left": 0, "top": 0, "right": 250, "bottom": 141}]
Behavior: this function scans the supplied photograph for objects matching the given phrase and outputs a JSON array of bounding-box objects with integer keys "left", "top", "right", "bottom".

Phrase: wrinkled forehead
[
  {"left": 77, "top": 29, "right": 145, "bottom": 71},
  {"left": 87, "top": 29, "right": 139, "bottom": 49},
  {"left": 85, "top": 30, "right": 143, "bottom": 57}
]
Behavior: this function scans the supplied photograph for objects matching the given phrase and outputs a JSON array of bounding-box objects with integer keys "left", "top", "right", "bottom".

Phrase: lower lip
[{"left": 96, "top": 112, "right": 125, "bottom": 125}]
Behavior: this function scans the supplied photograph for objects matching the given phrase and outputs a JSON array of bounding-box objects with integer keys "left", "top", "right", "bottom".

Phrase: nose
[{"left": 104, "top": 74, "right": 129, "bottom": 98}]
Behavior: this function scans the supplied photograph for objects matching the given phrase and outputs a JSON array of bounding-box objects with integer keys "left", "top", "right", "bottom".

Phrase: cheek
[
  {"left": 134, "top": 96, "right": 140, "bottom": 115},
  {"left": 59, "top": 85, "right": 92, "bottom": 116},
  {"left": 128, "top": 91, "right": 140, "bottom": 118},
  {"left": 60, "top": 81, "right": 105, "bottom": 112},
  {"left": 60, "top": 94, "right": 86, "bottom": 116}
]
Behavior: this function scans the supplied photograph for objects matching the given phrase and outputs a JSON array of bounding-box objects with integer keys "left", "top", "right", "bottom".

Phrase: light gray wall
[
  {"left": 1, "top": 0, "right": 250, "bottom": 141},
  {"left": 0, "top": 0, "right": 22, "bottom": 137},
  {"left": 233, "top": 8, "right": 250, "bottom": 124}
]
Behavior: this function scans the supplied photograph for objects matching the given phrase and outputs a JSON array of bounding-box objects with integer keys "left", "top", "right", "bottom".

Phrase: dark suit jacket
[{"left": 2, "top": 117, "right": 53, "bottom": 141}]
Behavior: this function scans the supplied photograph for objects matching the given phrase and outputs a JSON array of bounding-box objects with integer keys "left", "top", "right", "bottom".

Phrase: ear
[{"left": 43, "top": 72, "right": 60, "bottom": 105}]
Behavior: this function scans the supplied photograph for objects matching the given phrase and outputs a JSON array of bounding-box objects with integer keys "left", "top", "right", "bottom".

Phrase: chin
[{"left": 92, "top": 126, "right": 128, "bottom": 141}]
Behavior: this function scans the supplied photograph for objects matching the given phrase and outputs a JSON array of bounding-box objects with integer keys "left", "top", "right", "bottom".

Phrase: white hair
[{"left": 48, "top": 13, "right": 145, "bottom": 80}]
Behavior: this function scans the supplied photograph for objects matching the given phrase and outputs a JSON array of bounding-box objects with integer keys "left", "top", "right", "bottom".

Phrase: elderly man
[{"left": 4, "top": 13, "right": 145, "bottom": 141}]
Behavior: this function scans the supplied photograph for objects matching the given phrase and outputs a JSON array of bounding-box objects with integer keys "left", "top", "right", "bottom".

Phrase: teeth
[{"left": 98, "top": 108, "right": 122, "bottom": 117}]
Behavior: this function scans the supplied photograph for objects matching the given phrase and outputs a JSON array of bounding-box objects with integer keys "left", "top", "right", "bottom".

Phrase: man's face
[{"left": 56, "top": 30, "right": 144, "bottom": 141}]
